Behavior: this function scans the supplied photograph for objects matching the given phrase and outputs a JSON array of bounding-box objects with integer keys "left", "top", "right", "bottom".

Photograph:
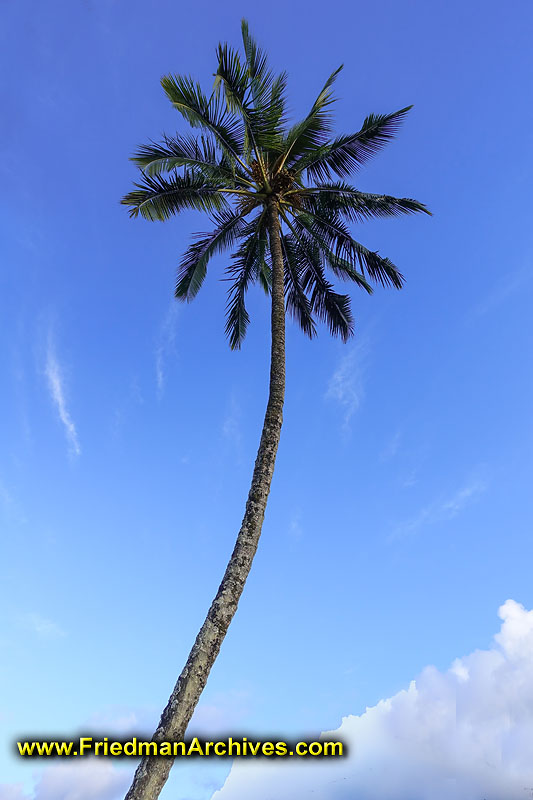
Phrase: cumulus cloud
[
  {"left": 0, "top": 760, "right": 130, "bottom": 800},
  {"left": 0, "top": 785, "right": 27, "bottom": 800},
  {"left": 212, "top": 600, "right": 533, "bottom": 800},
  {"left": 45, "top": 340, "right": 81, "bottom": 456}
]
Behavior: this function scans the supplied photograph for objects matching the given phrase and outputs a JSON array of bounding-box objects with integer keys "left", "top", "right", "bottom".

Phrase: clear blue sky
[{"left": 1, "top": 1, "right": 532, "bottom": 799}]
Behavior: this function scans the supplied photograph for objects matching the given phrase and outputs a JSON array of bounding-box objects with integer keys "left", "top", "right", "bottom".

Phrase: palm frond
[
  {"left": 290, "top": 207, "right": 356, "bottom": 261},
  {"left": 279, "top": 232, "right": 316, "bottom": 338},
  {"left": 241, "top": 19, "right": 269, "bottom": 91},
  {"left": 121, "top": 172, "right": 228, "bottom": 220},
  {"left": 214, "top": 43, "right": 248, "bottom": 113},
  {"left": 224, "top": 214, "right": 268, "bottom": 349},
  {"left": 290, "top": 207, "right": 404, "bottom": 288},
  {"left": 293, "top": 106, "right": 413, "bottom": 180},
  {"left": 297, "top": 238, "right": 354, "bottom": 341},
  {"left": 350, "top": 240, "right": 404, "bottom": 289},
  {"left": 281, "top": 218, "right": 354, "bottom": 341},
  {"left": 300, "top": 182, "right": 431, "bottom": 222},
  {"left": 322, "top": 248, "right": 374, "bottom": 293},
  {"left": 175, "top": 209, "right": 249, "bottom": 301},
  {"left": 131, "top": 134, "right": 252, "bottom": 187},
  {"left": 277, "top": 65, "right": 343, "bottom": 171},
  {"left": 215, "top": 28, "right": 286, "bottom": 159},
  {"left": 161, "top": 74, "right": 246, "bottom": 165}
]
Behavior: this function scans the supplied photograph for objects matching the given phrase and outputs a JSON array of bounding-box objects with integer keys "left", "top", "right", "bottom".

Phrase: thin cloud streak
[
  {"left": 467, "top": 264, "right": 531, "bottom": 320},
  {"left": 24, "top": 612, "right": 66, "bottom": 640},
  {"left": 155, "top": 303, "right": 179, "bottom": 396},
  {"left": 380, "top": 430, "right": 402, "bottom": 462},
  {"left": 222, "top": 394, "right": 241, "bottom": 445},
  {"left": 390, "top": 477, "right": 487, "bottom": 541},
  {"left": 45, "top": 341, "right": 81, "bottom": 456},
  {"left": 326, "top": 340, "right": 368, "bottom": 430}
]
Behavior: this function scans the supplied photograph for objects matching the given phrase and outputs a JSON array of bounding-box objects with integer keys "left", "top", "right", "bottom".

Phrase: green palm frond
[
  {"left": 215, "top": 27, "right": 287, "bottom": 163},
  {"left": 241, "top": 19, "right": 269, "bottom": 91},
  {"left": 121, "top": 172, "right": 229, "bottom": 220},
  {"left": 322, "top": 247, "right": 374, "bottom": 293},
  {"left": 224, "top": 214, "right": 268, "bottom": 349},
  {"left": 241, "top": 19, "right": 288, "bottom": 132},
  {"left": 161, "top": 74, "right": 246, "bottom": 165},
  {"left": 131, "top": 134, "right": 252, "bottom": 187},
  {"left": 291, "top": 208, "right": 404, "bottom": 289},
  {"left": 279, "top": 232, "right": 316, "bottom": 339},
  {"left": 124, "top": 20, "right": 429, "bottom": 346},
  {"left": 277, "top": 65, "right": 343, "bottom": 172},
  {"left": 175, "top": 209, "right": 249, "bottom": 301},
  {"left": 294, "top": 234, "right": 354, "bottom": 341},
  {"left": 289, "top": 207, "right": 355, "bottom": 261},
  {"left": 300, "top": 182, "right": 431, "bottom": 222},
  {"left": 214, "top": 43, "right": 249, "bottom": 114},
  {"left": 350, "top": 240, "right": 404, "bottom": 289},
  {"left": 293, "top": 106, "right": 414, "bottom": 180}
]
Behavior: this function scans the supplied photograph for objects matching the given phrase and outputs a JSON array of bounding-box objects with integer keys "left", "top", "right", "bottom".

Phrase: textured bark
[{"left": 124, "top": 200, "right": 286, "bottom": 800}]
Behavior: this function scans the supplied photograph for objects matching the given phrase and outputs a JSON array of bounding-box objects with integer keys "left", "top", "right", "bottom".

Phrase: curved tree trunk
[{"left": 124, "top": 200, "right": 286, "bottom": 800}]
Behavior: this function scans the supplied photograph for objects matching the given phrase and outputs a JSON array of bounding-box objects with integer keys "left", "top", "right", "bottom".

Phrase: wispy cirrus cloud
[
  {"left": 155, "top": 303, "right": 179, "bottom": 396},
  {"left": 23, "top": 612, "right": 66, "bottom": 640},
  {"left": 45, "top": 339, "right": 81, "bottom": 456},
  {"left": 380, "top": 430, "right": 402, "bottom": 462},
  {"left": 326, "top": 340, "right": 368, "bottom": 430},
  {"left": 288, "top": 510, "right": 303, "bottom": 540},
  {"left": 221, "top": 392, "right": 244, "bottom": 465},
  {"left": 390, "top": 476, "right": 488, "bottom": 541},
  {"left": 222, "top": 393, "right": 241, "bottom": 445},
  {"left": 467, "top": 263, "right": 531, "bottom": 320}
]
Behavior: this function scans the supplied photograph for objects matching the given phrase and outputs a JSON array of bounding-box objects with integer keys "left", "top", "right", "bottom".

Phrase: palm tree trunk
[{"left": 124, "top": 199, "right": 286, "bottom": 800}]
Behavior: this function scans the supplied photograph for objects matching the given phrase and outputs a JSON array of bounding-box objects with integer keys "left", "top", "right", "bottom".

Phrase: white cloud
[
  {"left": 190, "top": 689, "right": 252, "bottom": 737},
  {"left": 24, "top": 613, "right": 66, "bottom": 640},
  {"left": 155, "top": 303, "right": 179, "bottom": 396},
  {"left": 0, "top": 476, "right": 27, "bottom": 525},
  {"left": 288, "top": 510, "right": 303, "bottom": 540},
  {"left": 86, "top": 710, "right": 140, "bottom": 735},
  {"left": 326, "top": 341, "right": 368, "bottom": 430},
  {"left": 0, "top": 478, "right": 13, "bottom": 508},
  {"left": 390, "top": 477, "right": 487, "bottom": 541},
  {"left": 380, "top": 430, "right": 402, "bottom": 462},
  {"left": 468, "top": 264, "right": 531, "bottom": 319},
  {"left": 212, "top": 600, "right": 533, "bottom": 800},
  {"left": 45, "top": 340, "right": 81, "bottom": 456},
  {"left": 222, "top": 394, "right": 242, "bottom": 451},
  {"left": 0, "top": 785, "right": 27, "bottom": 800},
  {"left": 84, "top": 704, "right": 159, "bottom": 737},
  {"left": 1, "top": 760, "right": 131, "bottom": 800}
]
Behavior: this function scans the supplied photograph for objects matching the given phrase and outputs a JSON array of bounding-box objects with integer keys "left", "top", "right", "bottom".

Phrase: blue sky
[{"left": 1, "top": 1, "right": 533, "bottom": 798}]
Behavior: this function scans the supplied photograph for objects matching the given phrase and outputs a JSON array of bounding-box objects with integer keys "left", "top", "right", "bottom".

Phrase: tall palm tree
[{"left": 121, "top": 19, "right": 429, "bottom": 799}]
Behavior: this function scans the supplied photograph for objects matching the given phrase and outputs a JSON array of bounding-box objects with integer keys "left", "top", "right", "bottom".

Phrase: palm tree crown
[{"left": 122, "top": 20, "right": 430, "bottom": 350}]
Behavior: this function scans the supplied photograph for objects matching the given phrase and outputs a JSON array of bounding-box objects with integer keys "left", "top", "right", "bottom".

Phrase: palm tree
[{"left": 121, "top": 20, "right": 429, "bottom": 799}]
